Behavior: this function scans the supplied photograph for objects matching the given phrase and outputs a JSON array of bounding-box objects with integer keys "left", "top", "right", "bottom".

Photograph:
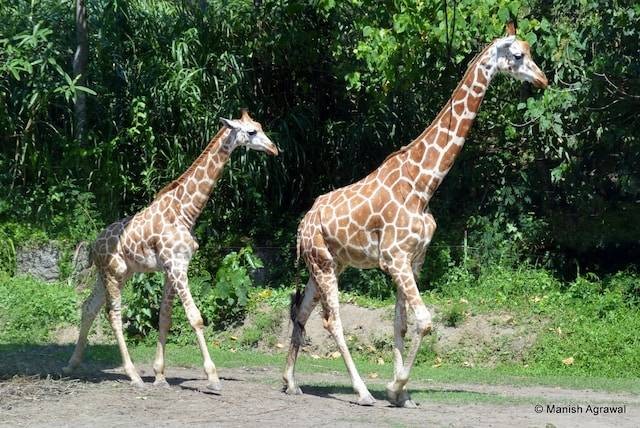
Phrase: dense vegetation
[
  {"left": 0, "top": 1, "right": 638, "bottom": 374},
  {"left": 2, "top": 0, "right": 639, "bottom": 275}
]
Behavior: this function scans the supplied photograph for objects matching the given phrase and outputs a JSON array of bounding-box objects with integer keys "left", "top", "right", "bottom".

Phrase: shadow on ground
[
  {"left": 0, "top": 343, "right": 247, "bottom": 392},
  {"left": 0, "top": 343, "right": 121, "bottom": 382},
  {"left": 301, "top": 384, "right": 494, "bottom": 406}
]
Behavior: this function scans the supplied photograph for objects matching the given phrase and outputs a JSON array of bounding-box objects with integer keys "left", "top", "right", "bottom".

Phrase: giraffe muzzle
[{"left": 533, "top": 74, "right": 548, "bottom": 89}]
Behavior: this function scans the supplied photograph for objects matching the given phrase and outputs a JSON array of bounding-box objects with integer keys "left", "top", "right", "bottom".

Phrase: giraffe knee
[
  {"left": 185, "top": 307, "right": 204, "bottom": 330},
  {"left": 415, "top": 306, "right": 432, "bottom": 336},
  {"left": 189, "top": 315, "right": 204, "bottom": 330}
]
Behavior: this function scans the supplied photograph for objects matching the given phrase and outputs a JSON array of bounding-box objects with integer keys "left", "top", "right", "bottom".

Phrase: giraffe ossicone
[
  {"left": 63, "top": 110, "right": 278, "bottom": 389},
  {"left": 284, "top": 23, "right": 548, "bottom": 407}
]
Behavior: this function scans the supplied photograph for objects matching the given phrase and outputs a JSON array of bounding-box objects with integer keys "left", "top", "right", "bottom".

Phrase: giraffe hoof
[
  {"left": 386, "top": 386, "right": 415, "bottom": 408},
  {"left": 284, "top": 385, "right": 303, "bottom": 395},
  {"left": 400, "top": 399, "right": 418, "bottom": 409},
  {"left": 130, "top": 379, "right": 146, "bottom": 389},
  {"left": 61, "top": 365, "right": 75, "bottom": 375},
  {"left": 206, "top": 381, "right": 222, "bottom": 392},
  {"left": 153, "top": 379, "right": 170, "bottom": 388},
  {"left": 356, "top": 393, "right": 376, "bottom": 406}
]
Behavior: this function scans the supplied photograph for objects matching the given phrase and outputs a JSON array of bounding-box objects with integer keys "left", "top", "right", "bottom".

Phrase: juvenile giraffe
[
  {"left": 284, "top": 24, "right": 548, "bottom": 407},
  {"left": 64, "top": 110, "right": 278, "bottom": 389}
]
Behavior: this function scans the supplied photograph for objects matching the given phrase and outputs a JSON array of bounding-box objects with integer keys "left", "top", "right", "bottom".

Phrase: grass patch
[
  {"left": 240, "top": 310, "right": 282, "bottom": 347},
  {"left": 2, "top": 264, "right": 639, "bottom": 390},
  {"left": 0, "top": 275, "right": 79, "bottom": 343}
]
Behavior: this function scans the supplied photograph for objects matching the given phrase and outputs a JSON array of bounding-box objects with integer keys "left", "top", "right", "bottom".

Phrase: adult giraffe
[
  {"left": 63, "top": 110, "right": 278, "bottom": 390},
  {"left": 284, "top": 24, "right": 548, "bottom": 407}
]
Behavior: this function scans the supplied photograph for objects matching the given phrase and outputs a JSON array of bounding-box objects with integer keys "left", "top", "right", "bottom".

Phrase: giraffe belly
[
  {"left": 330, "top": 231, "right": 380, "bottom": 269},
  {"left": 129, "top": 253, "right": 162, "bottom": 272},
  {"left": 123, "top": 243, "right": 162, "bottom": 272}
]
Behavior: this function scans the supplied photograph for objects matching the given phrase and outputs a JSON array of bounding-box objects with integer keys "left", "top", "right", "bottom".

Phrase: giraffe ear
[
  {"left": 220, "top": 117, "right": 240, "bottom": 130},
  {"left": 506, "top": 21, "right": 517, "bottom": 36}
]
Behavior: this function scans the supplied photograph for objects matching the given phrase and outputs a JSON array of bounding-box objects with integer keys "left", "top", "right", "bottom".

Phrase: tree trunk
[{"left": 73, "top": 0, "right": 88, "bottom": 145}]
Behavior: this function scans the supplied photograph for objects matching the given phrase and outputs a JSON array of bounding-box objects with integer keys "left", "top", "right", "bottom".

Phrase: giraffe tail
[
  {"left": 289, "top": 226, "right": 304, "bottom": 326},
  {"left": 69, "top": 241, "right": 96, "bottom": 289}
]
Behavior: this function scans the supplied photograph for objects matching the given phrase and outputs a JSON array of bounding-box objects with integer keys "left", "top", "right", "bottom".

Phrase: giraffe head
[
  {"left": 220, "top": 109, "right": 279, "bottom": 156},
  {"left": 492, "top": 22, "right": 548, "bottom": 89}
]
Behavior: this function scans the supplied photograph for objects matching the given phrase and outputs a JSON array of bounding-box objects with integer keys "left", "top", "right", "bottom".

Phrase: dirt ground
[{"left": 1, "top": 364, "right": 638, "bottom": 428}]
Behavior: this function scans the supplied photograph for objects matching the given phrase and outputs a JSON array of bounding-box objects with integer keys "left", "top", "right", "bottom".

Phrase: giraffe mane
[
  {"left": 382, "top": 42, "right": 493, "bottom": 163},
  {"left": 153, "top": 126, "right": 229, "bottom": 200}
]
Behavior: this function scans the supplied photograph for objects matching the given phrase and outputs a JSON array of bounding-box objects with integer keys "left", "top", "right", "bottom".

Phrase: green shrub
[
  {"left": 240, "top": 310, "right": 282, "bottom": 348},
  {"left": 340, "top": 268, "right": 394, "bottom": 300},
  {"left": 119, "top": 246, "right": 263, "bottom": 345},
  {"left": 0, "top": 230, "right": 16, "bottom": 277},
  {"left": 122, "top": 272, "right": 165, "bottom": 341},
  {"left": 529, "top": 307, "right": 640, "bottom": 378},
  {"left": 442, "top": 302, "right": 467, "bottom": 327}
]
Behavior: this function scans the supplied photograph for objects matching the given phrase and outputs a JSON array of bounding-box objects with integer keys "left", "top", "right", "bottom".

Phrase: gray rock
[{"left": 16, "top": 243, "right": 60, "bottom": 282}]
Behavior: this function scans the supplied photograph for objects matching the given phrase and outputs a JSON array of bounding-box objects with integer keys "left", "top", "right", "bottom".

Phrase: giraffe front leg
[
  {"left": 283, "top": 278, "right": 319, "bottom": 395},
  {"left": 169, "top": 267, "right": 221, "bottom": 392},
  {"left": 386, "top": 290, "right": 413, "bottom": 408},
  {"left": 153, "top": 281, "right": 176, "bottom": 388},
  {"left": 385, "top": 262, "right": 432, "bottom": 408}
]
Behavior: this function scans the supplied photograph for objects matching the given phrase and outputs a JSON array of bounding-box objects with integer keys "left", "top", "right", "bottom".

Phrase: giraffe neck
[
  {"left": 398, "top": 45, "right": 498, "bottom": 207},
  {"left": 173, "top": 129, "right": 234, "bottom": 230}
]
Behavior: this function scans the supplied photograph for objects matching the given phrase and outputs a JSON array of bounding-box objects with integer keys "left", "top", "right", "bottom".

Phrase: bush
[
  {"left": 442, "top": 302, "right": 467, "bottom": 327},
  {"left": 122, "top": 272, "right": 165, "bottom": 341},
  {"left": 121, "top": 246, "right": 263, "bottom": 344}
]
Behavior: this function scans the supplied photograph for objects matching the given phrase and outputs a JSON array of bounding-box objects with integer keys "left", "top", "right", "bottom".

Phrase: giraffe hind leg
[
  {"left": 283, "top": 278, "right": 319, "bottom": 395},
  {"left": 63, "top": 275, "right": 106, "bottom": 374}
]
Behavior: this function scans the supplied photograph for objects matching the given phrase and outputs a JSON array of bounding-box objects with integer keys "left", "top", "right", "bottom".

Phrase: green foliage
[
  {"left": 340, "top": 267, "right": 394, "bottom": 300},
  {"left": 122, "top": 272, "right": 165, "bottom": 340},
  {"left": 442, "top": 301, "right": 467, "bottom": 327},
  {"left": 526, "top": 272, "right": 640, "bottom": 377},
  {"left": 0, "top": 230, "right": 16, "bottom": 277},
  {"left": 206, "top": 246, "right": 264, "bottom": 328},
  {"left": 1, "top": 0, "right": 638, "bottom": 274},
  {"left": 122, "top": 246, "right": 262, "bottom": 343},
  {"left": 0, "top": 275, "right": 78, "bottom": 343},
  {"left": 240, "top": 310, "right": 281, "bottom": 347},
  {"left": 429, "top": 263, "right": 640, "bottom": 377}
]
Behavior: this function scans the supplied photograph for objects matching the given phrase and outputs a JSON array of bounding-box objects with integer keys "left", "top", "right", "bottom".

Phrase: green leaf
[
  {"left": 75, "top": 85, "right": 97, "bottom": 96},
  {"left": 497, "top": 7, "right": 510, "bottom": 23}
]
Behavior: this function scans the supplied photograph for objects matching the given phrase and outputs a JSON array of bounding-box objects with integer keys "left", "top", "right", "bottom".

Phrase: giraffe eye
[
  {"left": 248, "top": 130, "right": 257, "bottom": 136},
  {"left": 514, "top": 53, "right": 523, "bottom": 60}
]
